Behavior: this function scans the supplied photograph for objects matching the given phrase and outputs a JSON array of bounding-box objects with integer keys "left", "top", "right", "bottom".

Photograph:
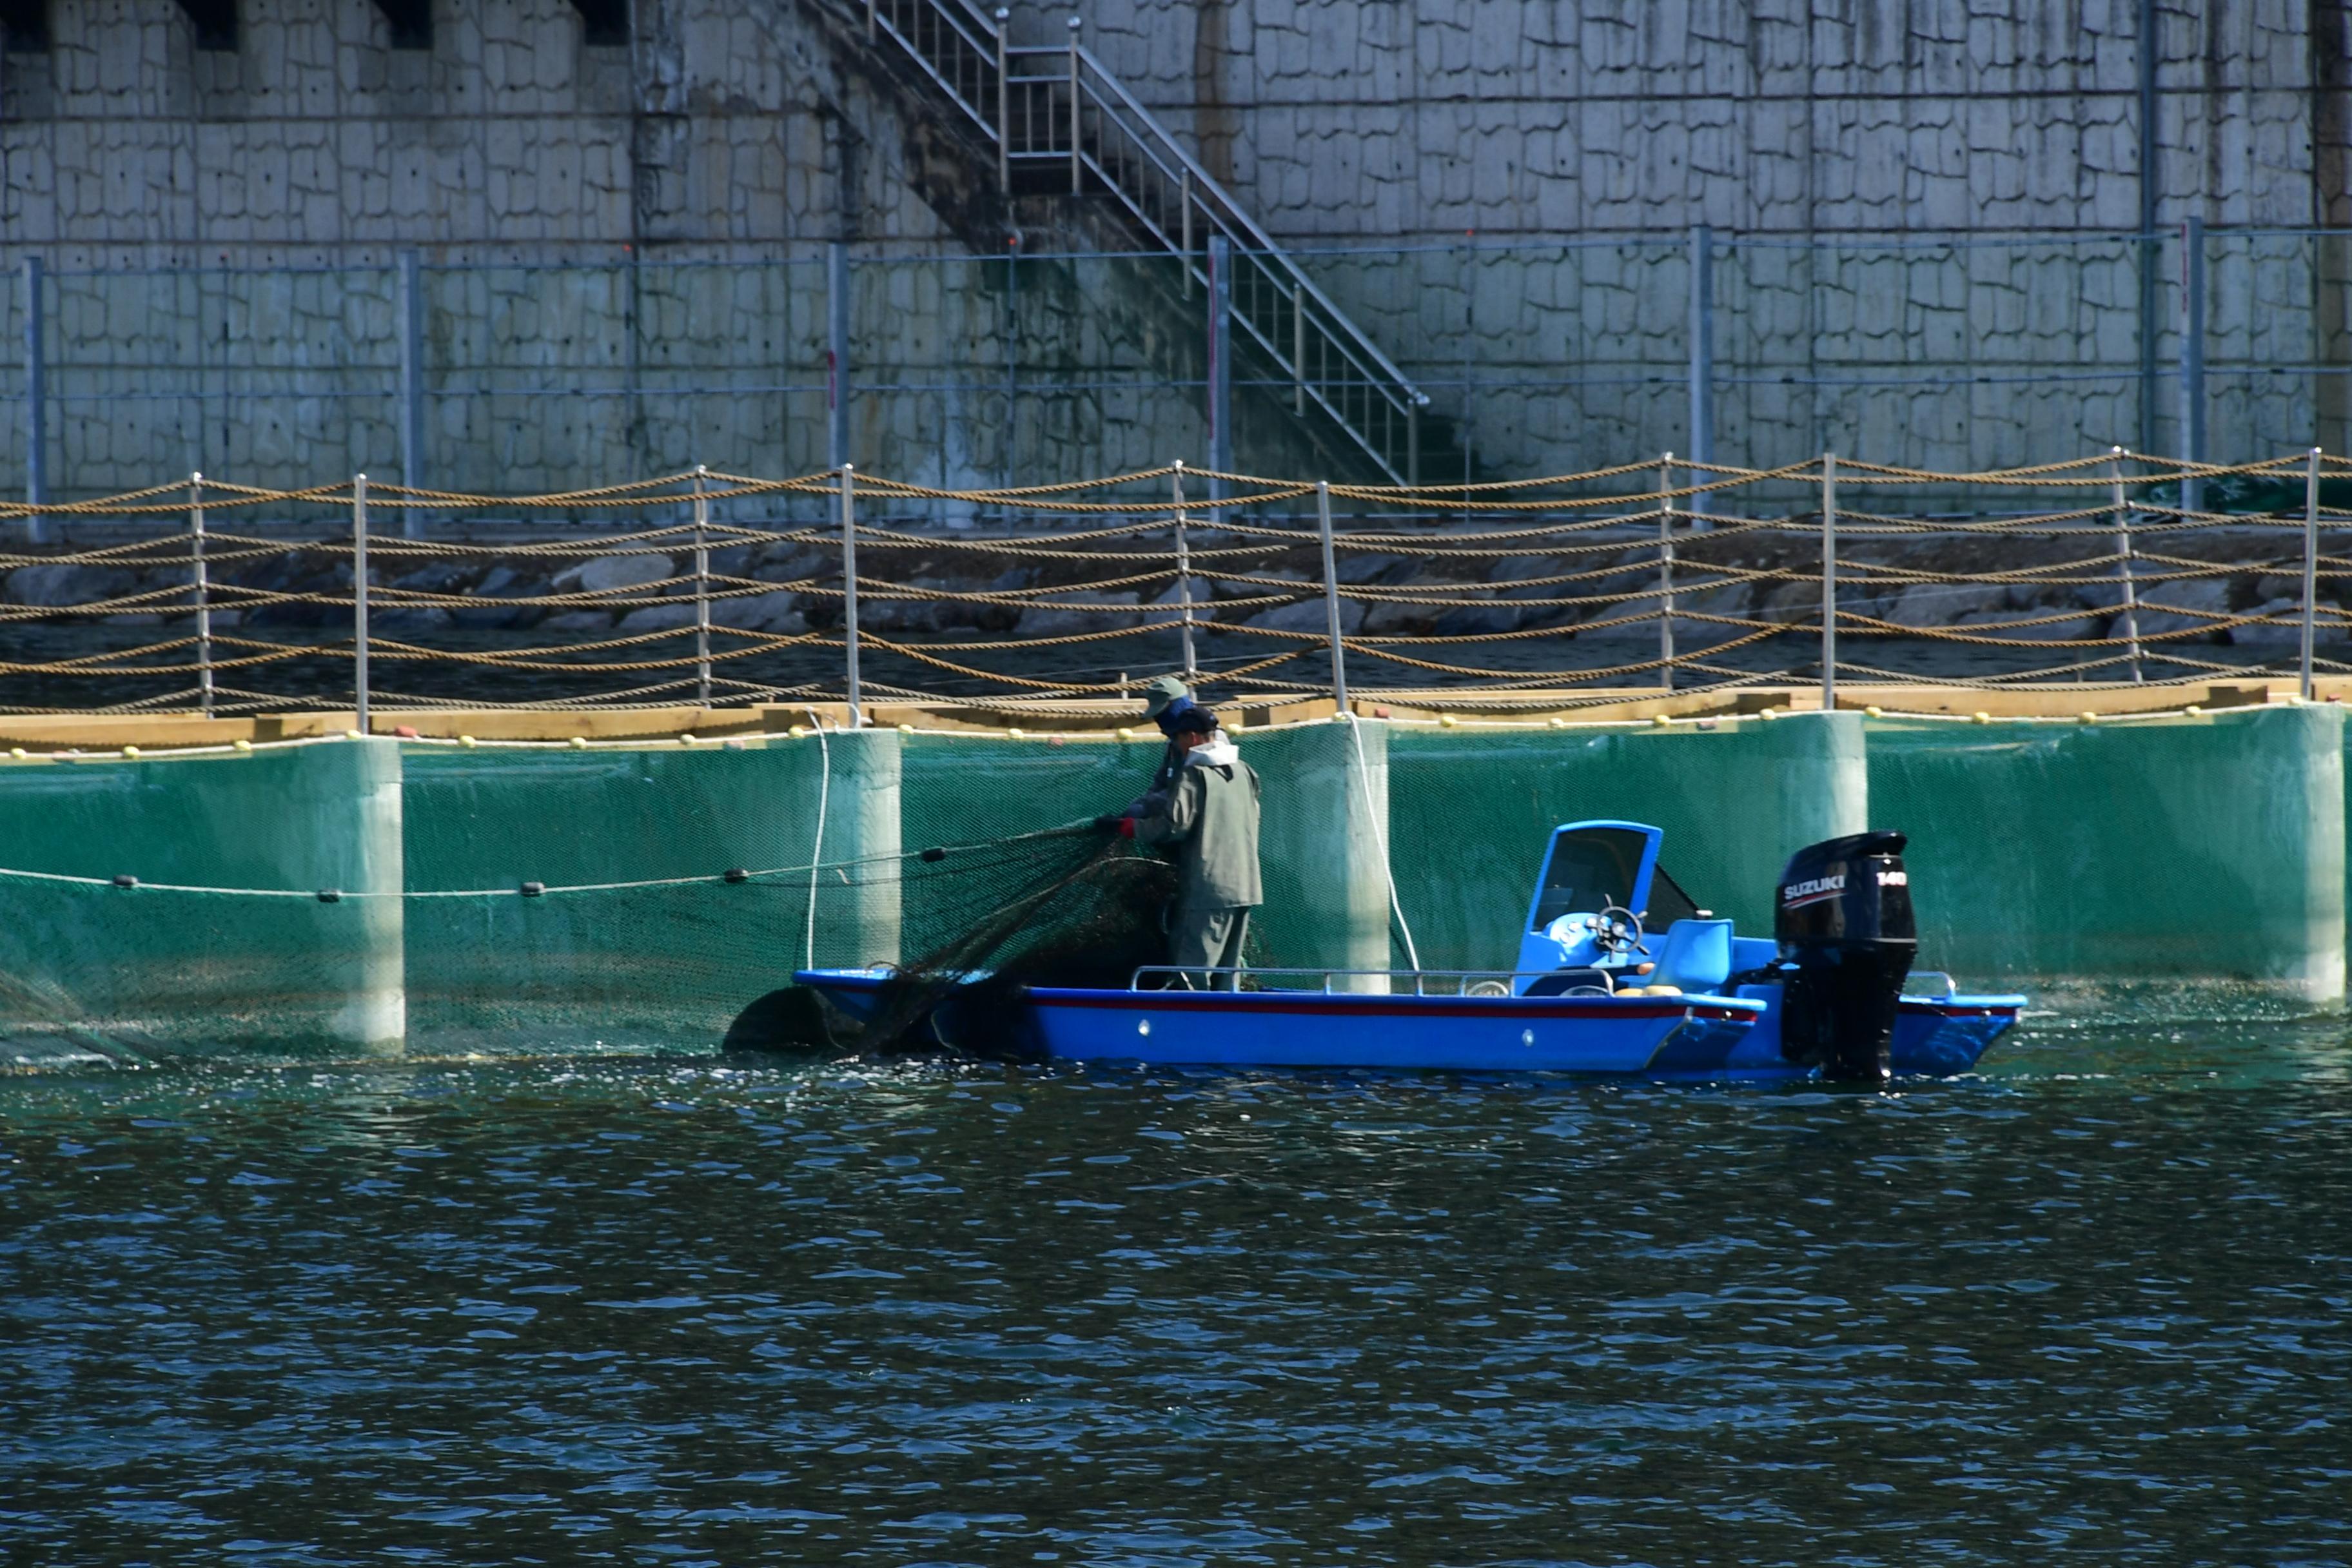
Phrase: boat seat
[{"left": 1652, "top": 918, "right": 1736, "bottom": 992}]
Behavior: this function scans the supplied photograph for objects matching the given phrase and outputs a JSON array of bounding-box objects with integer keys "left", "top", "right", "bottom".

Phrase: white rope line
[{"left": 805, "top": 709, "right": 830, "bottom": 972}]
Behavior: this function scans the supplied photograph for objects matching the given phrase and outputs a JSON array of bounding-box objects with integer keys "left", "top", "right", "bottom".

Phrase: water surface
[{"left": 3, "top": 1017, "right": 2347, "bottom": 1565}]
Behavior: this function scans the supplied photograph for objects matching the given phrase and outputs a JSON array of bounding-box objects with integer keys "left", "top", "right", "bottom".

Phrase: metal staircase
[{"left": 860, "top": 0, "right": 1435, "bottom": 484}]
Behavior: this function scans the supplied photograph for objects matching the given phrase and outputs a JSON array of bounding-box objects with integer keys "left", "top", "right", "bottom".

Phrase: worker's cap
[
  {"left": 1139, "top": 675, "right": 1191, "bottom": 720},
  {"left": 1162, "top": 705, "right": 1219, "bottom": 737}
]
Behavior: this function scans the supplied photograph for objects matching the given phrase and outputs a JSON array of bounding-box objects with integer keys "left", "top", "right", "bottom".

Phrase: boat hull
[{"left": 789, "top": 970, "right": 2021, "bottom": 1079}]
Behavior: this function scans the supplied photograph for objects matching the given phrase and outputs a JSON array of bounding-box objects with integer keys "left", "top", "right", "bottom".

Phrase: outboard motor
[{"left": 1775, "top": 830, "right": 1915, "bottom": 1084}]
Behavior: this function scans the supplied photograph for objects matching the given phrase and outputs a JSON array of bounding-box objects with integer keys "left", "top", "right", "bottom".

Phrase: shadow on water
[{"left": 1, "top": 999, "right": 2347, "bottom": 1563}]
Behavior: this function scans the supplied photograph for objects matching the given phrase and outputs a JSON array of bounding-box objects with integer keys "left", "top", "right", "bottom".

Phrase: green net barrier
[
  {"left": 1384, "top": 715, "right": 1865, "bottom": 972},
  {"left": 1865, "top": 706, "right": 2345, "bottom": 997},
  {"left": 1, "top": 709, "right": 2345, "bottom": 1066},
  {"left": 0, "top": 744, "right": 402, "bottom": 1061}
]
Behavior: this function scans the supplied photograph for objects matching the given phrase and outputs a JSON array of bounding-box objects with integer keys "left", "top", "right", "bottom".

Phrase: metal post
[
  {"left": 1658, "top": 452, "right": 1676, "bottom": 691},
  {"left": 2109, "top": 447, "right": 2144, "bottom": 683},
  {"left": 826, "top": 241, "right": 849, "bottom": 471},
  {"left": 865, "top": 0, "right": 876, "bottom": 41},
  {"left": 1067, "top": 16, "right": 1083, "bottom": 195},
  {"left": 22, "top": 256, "right": 45, "bottom": 545},
  {"left": 994, "top": 8, "right": 1011, "bottom": 195},
  {"left": 839, "top": 464, "right": 862, "bottom": 721},
  {"left": 1407, "top": 398, "right": 1420, "bottom": 488},
  {"left": 1179, "top": 169, "right": 1193, "bottom": 297},
  {"left": 1316, "top": 480, "right": 1348, "bottom": 709},
  {"left": 1292, "top": 282, "right": 1308, "bottom": 415},
  {"left": 693, "top": 464, "right": 711, "bottom": 707},
  {"left": 2180, "top": 215, "right": 2207, "bottom": 516},
  {"left": 353, "top": 473, "right": 371, "bottom": 732},
  {"left": 1819, "top": 453, "right": 1837, "bottom": 710},
  {"left": 1171, "top": 460, "right": 1197, "bottom": 678},
  {"left": 2135, "top": 0, "right": 2160, "bottom": 458},
  {"left": 1206, "top": 236, "right": 1231, "bottom": 494},
  {"left": 2304, "top": 446, "right": 2322, "bottom": 700},
  {"left": 1687, "top": 225, "right": 1714, "bottom": 468},
  {"left": 191, "top": 472, "right": 213, "bottom": 718},
  {"left": 397, "top": 247, "right": 424, "bottom": 538}
]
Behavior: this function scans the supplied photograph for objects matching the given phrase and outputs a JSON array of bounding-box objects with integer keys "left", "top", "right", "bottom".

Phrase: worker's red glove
[
  {"left": 1091, "top": 814, "right": 1138, "bottom": 838},
  {"left": 1115, "top": 816, "right": 1135, "bottom": 838}
]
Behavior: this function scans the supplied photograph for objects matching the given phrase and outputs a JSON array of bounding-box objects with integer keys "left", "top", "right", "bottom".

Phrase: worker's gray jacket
[{"left": 1134, "top": 753, "right": 1262, "bottom": 910}]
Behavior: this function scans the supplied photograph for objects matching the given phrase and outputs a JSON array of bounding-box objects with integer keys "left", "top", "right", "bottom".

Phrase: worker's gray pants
[{"left": 1169, "top": 905, "right": 1251, "bottom": 990}]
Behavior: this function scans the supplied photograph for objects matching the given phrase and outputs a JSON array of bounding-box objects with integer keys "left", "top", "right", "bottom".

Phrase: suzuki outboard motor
[{"left": 1775, "top": 830, "right": 1915, "bottom": 1084}]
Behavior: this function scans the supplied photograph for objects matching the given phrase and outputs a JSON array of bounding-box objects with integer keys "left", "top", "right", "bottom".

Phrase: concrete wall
[{"left": 3, "top": 0, "right": 2349, "bottom": 490}]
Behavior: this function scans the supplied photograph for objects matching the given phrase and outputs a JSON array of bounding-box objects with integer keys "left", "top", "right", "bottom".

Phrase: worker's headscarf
[{"left": 1142, "top": 674, "right": 1197, "bottom": 736}]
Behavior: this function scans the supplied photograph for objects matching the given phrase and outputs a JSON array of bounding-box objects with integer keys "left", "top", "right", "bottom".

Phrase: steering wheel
[{"left": 1591, "top": 903, "right": 1649, "bottom": 958}]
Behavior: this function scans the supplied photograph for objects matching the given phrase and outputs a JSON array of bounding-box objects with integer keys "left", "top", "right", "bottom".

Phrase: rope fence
[{"left": 1, "top": 448, "right": 2349, "bottom": 716}]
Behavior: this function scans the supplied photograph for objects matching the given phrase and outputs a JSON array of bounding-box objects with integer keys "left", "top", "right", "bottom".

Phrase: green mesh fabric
[
  {"left": 0, "top": 708, "right": 2344, "bottom": 1066},
  {"left": 1384, "top": 716, "right": 1864, "bottom": 971},
  {"left": 1865, "top": 706, "right": 2344, "bottom": 993},
  {"left": 0, "top": 745, "right": 402, "bottom": 1062},
  {"left": 400, "top": 741, "right": 830, "bottom": 1050}
]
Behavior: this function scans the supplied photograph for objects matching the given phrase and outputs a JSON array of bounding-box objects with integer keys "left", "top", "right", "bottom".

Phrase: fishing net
[{"left": 721, "top": 827, "right": 1182, "bottom": 1061}]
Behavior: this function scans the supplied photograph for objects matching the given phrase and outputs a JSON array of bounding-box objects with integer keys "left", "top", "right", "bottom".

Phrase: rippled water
[{"left": 3, "top": 1017, "right": 2348, "bottom": 1565}]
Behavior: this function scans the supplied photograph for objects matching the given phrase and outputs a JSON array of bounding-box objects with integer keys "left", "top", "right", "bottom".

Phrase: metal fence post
[
  {"left": 826, "top": 242, "right": 850, "bottom": 471},
  {"left": 353, "top": 473, "right": 371, "bottom": 732},
  {"left": 1206, "top": 236, "right": 1231, "bottom": 495},
  {"left": 1658, "top": 451, "right": 1676, "bottom": 691},
  {"left": 994, "top": 8, "right": 1011, "bottom": 194},
  {"left": 397, "top": 247, "right": 425, "bottom": 538},
  {"left": 1292, "top": 283, "right": 1306, "bottom": 415},
  {"left": 1066, "top": 16, "right": 1083, "bottom": 194},
  {"left": 692, "top": 464, "right": 712, "bottom": 707},
  {"left": 191, "top": 471, "right": 213, "bottom": 718},
  {"left": 1171, "top": 460, "right": 1197, "bottom": 678},
  {"left": 2180, "top": 215, "right": 2207, "bottom": 516},
  {"left": 1819, "top": 453, "right": 1837, "bottom": 710},
  {"left": 2109, "top": 446, "right": 2143, "bottom": 683},
  {"left": 2304, "top": 446, "right": 2322, "bottom": 700},
  {"left": 1316, "top": 480, "right": 1348, "bottom": 709},
  {"left": 1687, "top": 225, "right": 1714, "bottom": 468},
  {"left": 839, "top": 464, "right": 862, "bottom": 721},
  {"left": 1179, "top": 170, "right": 1193, "bottom": 297},
  {"left": 22, "top": 256, "right": 45, "bottom": 545},
  {"left": 865, "top": 0, "right": 876, "bottom": 41}
]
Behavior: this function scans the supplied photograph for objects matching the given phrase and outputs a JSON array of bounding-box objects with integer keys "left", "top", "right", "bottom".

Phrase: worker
[
  {"left": 1125, "top": 674, "right": 1196, "bottom": 818},
  {"left": 1099, "top": 703, "right": 1262, "bottom": 989}
]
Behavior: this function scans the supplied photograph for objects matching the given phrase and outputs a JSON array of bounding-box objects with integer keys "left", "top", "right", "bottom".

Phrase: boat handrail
[
  {"left": 1125, "top": 965, "right": 1618, "bottom": 997},
  {"left": 1903, "top": 971, "right": 1957, "bottom": 998}
]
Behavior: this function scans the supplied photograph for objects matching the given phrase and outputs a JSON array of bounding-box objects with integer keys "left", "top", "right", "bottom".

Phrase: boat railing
[
  {"left": 1125, "top": 966, "right": 1619, "bottom": 997},
  {"left": 1903, "top": 971, "right": 1957, "bottom": 999}
]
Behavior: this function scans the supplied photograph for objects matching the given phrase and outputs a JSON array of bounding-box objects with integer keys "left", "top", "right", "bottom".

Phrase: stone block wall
[{"left": 3, "top": 0, "right": 2349, "bottom": 495}]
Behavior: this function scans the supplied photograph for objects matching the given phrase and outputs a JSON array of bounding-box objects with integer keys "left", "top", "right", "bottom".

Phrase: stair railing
[{"left": 864, "top": 0, "right": 1429, "bottom": 483}]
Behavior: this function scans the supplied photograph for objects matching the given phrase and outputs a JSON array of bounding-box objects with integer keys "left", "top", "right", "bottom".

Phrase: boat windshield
[
  {"left": 1531, "top": 827, "right": 1649, "bottom": 929},
  {"left": 1645, "top": 863, "right": 1702, "bottom": 925}
]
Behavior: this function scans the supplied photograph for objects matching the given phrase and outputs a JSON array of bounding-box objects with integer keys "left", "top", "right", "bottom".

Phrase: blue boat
[{"left": 796, "top": 821, "right": 2024, "bottom": 1081}]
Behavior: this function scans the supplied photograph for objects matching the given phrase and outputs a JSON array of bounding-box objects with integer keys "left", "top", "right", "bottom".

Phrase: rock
[
  {"left": 1337, "top": 552, "right": 1413, "bottom": 585},
  {"left": 1878, "top": 583, "right": 2010, "bottom": 627},
  {"left": 616, "top": 604, "right": 696, "bottom": 633},
  {"left": 1360, "top": 598, "right": 1439, "bottom": 635},
  {"left": 1022, "top": 590, "right": 1142, "bottom": 636},
  {"left": 391, "top": 563, "right": 474, "bottom": 594},
  {"left": 541, "top": 611, "right": 614, "bottom": 634},
  {"left": 2226, "top": 598, "right": 2305, "bottom": 647},
  {"left": 451, "top": 566, "right": 547, "bottom": 629},
  {"left": 10, "top": 564, "right": 132, "bottom": 606},
  {"left": 2130, "top": 576, "right": 2231, "bottom": 639},
  {"left": 371, "top": 607, "right": 453, "bottom": 632},
  {"left": 554, "top": 553, "right": 674, "bottom": 595},
  {"left": 1431, "top": 602, "right": 1523, "bottom": 636},
  {"left": 1246, "top": 596, "right": 1365, "bottom": 634},
  {"left": 710, "top": 590, "right": 808, "bottom": 634}
]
